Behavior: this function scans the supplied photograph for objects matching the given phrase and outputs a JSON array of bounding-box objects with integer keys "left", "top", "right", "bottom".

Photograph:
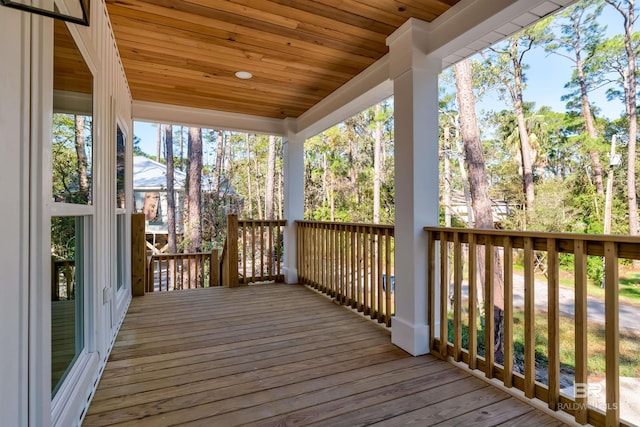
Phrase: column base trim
[
  {"left": 283, "top": 267, "right": 298, "bottom": 284},
  {"left": 391, "top": 316, "right": 430, "bottom": 356}
]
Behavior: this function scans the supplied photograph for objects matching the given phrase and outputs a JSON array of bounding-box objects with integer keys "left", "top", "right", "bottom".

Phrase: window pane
[
  {"left": 116, "top": 126, "right": 125, "bottom": 209},
  {"left": 51, "top": 216, "right": 85, "bottom": 397},
  {"left": 116, "top": 214, "right": 126, "bottom": 290},
  {"left": 53, "top": 19, "right": 93, "bottom": 205}
]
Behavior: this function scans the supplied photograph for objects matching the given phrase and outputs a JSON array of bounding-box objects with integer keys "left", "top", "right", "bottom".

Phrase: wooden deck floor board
[{"left": 83, "top": 284, "right": 569, "bottom": 427}]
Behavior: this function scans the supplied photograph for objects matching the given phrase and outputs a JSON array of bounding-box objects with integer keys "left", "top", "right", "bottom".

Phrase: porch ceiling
[
  {"left": 101, "top": 0, "right": 576, "bottom": 122},
  {"left": 103, "top": 0, "right": 460, "bottom": 119}
]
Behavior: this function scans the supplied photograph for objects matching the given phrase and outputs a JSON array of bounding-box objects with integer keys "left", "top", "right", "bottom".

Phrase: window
[{"left": 51, "top": 19, "right": 93, "bottom": 398}]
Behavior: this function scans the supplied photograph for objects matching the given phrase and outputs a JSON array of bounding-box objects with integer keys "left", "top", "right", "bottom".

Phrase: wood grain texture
[
  {"left": 100, "top": 0, "right": 460, "bottom": 118},
  {"left": 83, "top": 284, "right": 566, "bottom": 426}
]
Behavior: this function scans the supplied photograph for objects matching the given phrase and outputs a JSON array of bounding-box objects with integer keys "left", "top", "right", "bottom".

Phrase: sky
[{"left": 133, "top": 3, "right": 627, "bottom": 156}]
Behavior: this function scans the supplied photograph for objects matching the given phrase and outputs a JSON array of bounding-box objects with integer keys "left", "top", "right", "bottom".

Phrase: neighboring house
[
  {"left": 447, "top": 191, "right": 512, "bottom": 227},
  {"left": 133, "top": 156, "right": 244, "bottom": 248},
  {"left": 133, "top": 155, "right": 186, "bottom": 235}
]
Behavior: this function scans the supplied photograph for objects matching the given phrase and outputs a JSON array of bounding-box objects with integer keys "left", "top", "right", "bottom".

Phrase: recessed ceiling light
[{"left": 235, "top": 71, "right": 253, "bottom": 79}]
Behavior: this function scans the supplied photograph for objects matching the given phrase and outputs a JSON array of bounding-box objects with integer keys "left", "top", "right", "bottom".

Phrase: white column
[
  {"left": 388, "top": 19, "right": 441, "bottom": 356},
  {"left": 282, "top": 118, "right": 304, "bottom": 283}
]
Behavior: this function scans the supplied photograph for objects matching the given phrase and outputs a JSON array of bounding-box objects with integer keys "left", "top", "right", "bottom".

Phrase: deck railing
[
  {"left": 297, "top": 221, "right": 395, "bottom": 326},
  {"left": 425, "top": 227, "right": 640, "bottom": 427},
  {"left": 237, "top": 218, "right": 286, "bottom": 283},
  {"left": 220, "top": 214, "right": 286, "bottom": 286},
  {"left": 51, "top": 258, "right": 75, "bottom": 300},
  {"left": 146, "top": 251, "right": 219, "bottom": 292}
]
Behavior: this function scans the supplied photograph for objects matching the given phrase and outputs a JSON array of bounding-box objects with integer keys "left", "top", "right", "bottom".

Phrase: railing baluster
[
  {"left": 523, "top": 236, "right": 535, "bottom": 399},
  {"left": 259, "top": 222, "right": 265, "bottom": 281},
  {"left": 377, "top": 228, "right": 383, "bottom": 322},
  {"left": 453, "top": 231, "right": 462, "bottom": 362},
  {"left": 349, "top": 226, "right": 358, "bottom": 308},
  {"left": 503, "top": 236, "right": 513, "bottom": 388},
  {"left": 356, "top": 226, "right": 362, "bottom": 311},
  {"left": 574, "top": 239, "right": 588, "bottom": 425},
  {"left": 297, "top": 224, "right": 303, "bottom": 282},
  {"left": 364, "top": 227, "right": 370, "bottom": 315},
  {"left": 251, "top": 221, "right": 256, "bottom": 283},
  {"left": 158, "top": 258, "right": 169, "bottom": 292},
  {"left": 468, "top": 233, "right": 477, "bottom": 370},
  {"left": 385, "top": 228, "right": 392, "bottom": 326},
  {"left": 604, "top": 241, "right": 620, "bottom": 426},
  {"left": 341, "top": 225, "right": 347, "bottom": 303},
  {"left": 311, "top": 223, "right": 316, "bottom": 287},
  {"left": 370, "top": 229, "right": 376, "bottom": 318},
  {"left": 547, "top": 238, "right": 560, "bottom": 410},
  {"left": 484, "top": 236, "right": 494, "bottom": 379},
  {"left": 439, "top": 230, "right": 448, "bottom": 358},
  {"left": 242, "top": 222, "right": 247, "bottom": 282},
  {"left": 428, "top": 231, "right": 436, "bottom": 352}
]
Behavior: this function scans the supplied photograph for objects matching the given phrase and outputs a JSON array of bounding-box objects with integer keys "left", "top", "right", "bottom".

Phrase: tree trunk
[
  {"left": 213, "top": 130, "right": 224, "bottom": 197},
  {"left": 606, "top": 0, "right": 639, "bottom": 262},
  {"left": 74, "top": 115, "right": 89, "bottom": 203},
  {"left": 511, "top": 52, "right": 536, "bottom": 212},
  {"left": 277, "top": 166, "right": 283, "bottom": 219},
  {"left": 622, "top": 3, "right": 639, "bottom": 240},
  {"left": 165, "top": 125, "right": 177, "bottom": 253},
  {"left": 179, "top": 126, "right": 184, "bottom": 171},
  {"left": 265, "top": 135, "right": 276, "bottom": 220},
  {"left": 165, "top": 125, "right": 177, "bottom": 289},
  {"left": 443, "top": 124, "right": 452, "bottom": 228},
  {"left": 246, "top": 135, "right": 254, "bottom": 217},
  {"left": 156, "top": 124, "right": 161, "bottom": 162},
  {"left": 187, "top": 127, "right": 202, "bottom": 253},
  {"left": 455, "top": 58, "right": 505, "bottom": 363},
  {"left": 373, "top": 103, "right": 382, "bottom": 224},
  {"left": 577, "top": 57, "right": 605, "bottom": 195},
  {"left": 253, "top": 138, "right": 263, "bottom": 220}
]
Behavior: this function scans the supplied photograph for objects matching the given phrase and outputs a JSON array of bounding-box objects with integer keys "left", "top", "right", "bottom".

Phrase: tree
[
  {"left": 186, "top": 127, "right": 203, "bottom": 253},
  {"left": 156, "top": 123, "right": 162, "bottom": 162},
  {"left": 165, "top": 124, "right": 177, "bottom": 253},
  {"left": 373, "top": 103, "right": 383, "bottom": 224},
  {"left": 603, "top": 0, "right": 639, "bottom": 240},
  {"left": 454, "top": 58, "right": 505, "bottom": 363},
  {"left": 74, "top": 115, "right": 89, "bottom": 203},
  {"left": 482, "top": 21, "right": 551, "bottom": 216},
  {"left": 265, "top": 135, "right": 276, "bottom": 220},
  {"left": 548, "top": 0, "right": 606, "bottom": 195}
]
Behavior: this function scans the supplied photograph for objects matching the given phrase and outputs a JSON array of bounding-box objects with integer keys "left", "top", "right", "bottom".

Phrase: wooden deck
[{"left": 84, "top": 284, "right": 568, "bottom": 427}]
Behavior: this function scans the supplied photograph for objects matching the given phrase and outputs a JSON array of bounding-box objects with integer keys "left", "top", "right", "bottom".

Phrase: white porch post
[
  {"left": 388, "top": 19, "right": 441, "bottom": 356},
  {"left": 282, "top": 118, "right": 304, "bottom": 283}
]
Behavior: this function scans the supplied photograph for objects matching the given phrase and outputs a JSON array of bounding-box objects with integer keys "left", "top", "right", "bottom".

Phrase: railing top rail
[
  {"left": 296, "top": 219, "right": 395, "bottom": 231},
  {"left": 150, "top": 251, "right": 215, "bottom": 259},
  {"left": 424, "top": 226, "right": 640, "bottom": 244},
  {"left": 425, "top": 226, "right": 640, "bottom": 260},
  {"left": 237, "top": 219, "right": 287, "bottom": 226}
]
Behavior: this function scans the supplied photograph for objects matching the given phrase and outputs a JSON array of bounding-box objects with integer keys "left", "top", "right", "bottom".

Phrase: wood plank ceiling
[{"left": 104, "top": 0, "right": 460, "bottom": 119}]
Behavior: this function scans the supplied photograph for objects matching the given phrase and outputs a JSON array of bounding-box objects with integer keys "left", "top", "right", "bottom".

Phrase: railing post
[
  {"left": 131, "top": 212, "right": 146, "bottom": 296},
  {"left": 209, "top": 249, "right": 219, "bottom": 287},
  {"left": 227, "top": 214, "right": 239, "bottom": 287}
]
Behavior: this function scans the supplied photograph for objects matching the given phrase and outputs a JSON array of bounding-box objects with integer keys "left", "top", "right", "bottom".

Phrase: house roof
[
  {"left": 133, "top": 156, "right": 239, "bottom": 196},
  {"left": 133, "top": 156, "right": 186, "bottom": 191},
  {"left": 98, "top": 0, "right": 575, "bottom": 122}
]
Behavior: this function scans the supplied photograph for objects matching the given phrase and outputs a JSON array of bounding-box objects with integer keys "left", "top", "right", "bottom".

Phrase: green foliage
[
  {"left": 304, "top": 98, "right": 394, "bottom": 224},
  {"left": 52, "top": 113, "right": 92, "bottom": 204}
]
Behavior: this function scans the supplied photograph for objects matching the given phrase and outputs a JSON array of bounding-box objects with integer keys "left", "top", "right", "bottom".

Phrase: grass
[{"left": 448, "top": 309, "right": 640, "bottom": 378}]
